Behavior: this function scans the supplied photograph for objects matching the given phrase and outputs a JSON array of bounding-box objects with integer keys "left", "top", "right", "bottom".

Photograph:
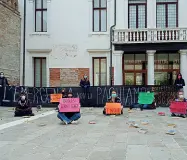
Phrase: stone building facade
[
  {"left": 0, "top": 0, "right": 21, "bottom": 85},
  {"left": 22, "top": 0, "right": 187, "bottom": 93}
]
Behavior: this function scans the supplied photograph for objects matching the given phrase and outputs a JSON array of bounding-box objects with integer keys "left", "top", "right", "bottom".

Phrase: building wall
[
  {"left": 0, "top": 0, "right": 21, "bottom": 85},
  {"left": 50, "top": 68, "right": 89, "bottom": 87},
  {"left": 22, "top": 0, "right": 187, "bottom": 87},
  {"left": 23, "top": 0, "right": 113, "bottom": 87}
]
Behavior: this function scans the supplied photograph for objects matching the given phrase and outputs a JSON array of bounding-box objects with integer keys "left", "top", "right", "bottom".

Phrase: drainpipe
[
  {"left": 22, "top": 0, "right": 26, "bottom": 85},
  {"left": 110, "top": 0, "right": 116, "bottom": 86}
]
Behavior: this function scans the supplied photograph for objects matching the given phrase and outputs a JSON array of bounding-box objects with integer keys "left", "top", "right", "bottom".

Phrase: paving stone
[
  {"left": 126, "top": 145, "right": 151, "bottom": 160},
  {"left": 150, "top": 147, "right": 173, "bottom": 160},
  {"left": 165, "top": 143, "right": 180, "bottom": 149},
  {"left": 170, "top": 149, "right": 187, "bottom": 160},
  {"left": 63, "top": 148, "right": 91, "bottom": 158},
  {"left": 1, "top": 107, "right": 187, "bottom": 160},
  {"left": 87, "top": 150, "right": 110, "bottom": 160},
  {"left": 109, "top": 149, "right": 126, "bottom": 158},
  {"left": 182, "top": 147, "right": 187, "bottom": 154},
  {"left": 127, "top": 134, "right": 147, "bottom": 145},
  {"left": 174, "top": 138, "right": 187, "bottom": 147}
]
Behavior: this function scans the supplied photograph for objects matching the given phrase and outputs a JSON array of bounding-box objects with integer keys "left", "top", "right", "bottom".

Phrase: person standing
[
  {"left": 174, "top": 73, "right": 185, "bottom": 91},
  {"left": 0, "top": 72, "right": 9, "bottom": 106},
  {"left": 79, "top": 74, "right": 90, "bottom": 99}
]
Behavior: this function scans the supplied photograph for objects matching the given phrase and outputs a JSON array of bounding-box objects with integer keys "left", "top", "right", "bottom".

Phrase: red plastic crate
[{"left": 170, "top": 102, "right": 187, "bottom": 114}]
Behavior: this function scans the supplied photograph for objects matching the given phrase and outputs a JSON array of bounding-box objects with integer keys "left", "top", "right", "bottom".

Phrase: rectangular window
[
  {"left": 128, "top": 0, "right": 147, "bottom": 29},
  {"left": 93, "top": 57, "right": 107, "bottom": 86},
  {"left": 93, "top": 0, "right": 107, "bottom": 32},
  {"left": 156, "top": 0, "right": 178, "bottom": 28},
  {"left": 35, "top": 0, "right": 47, "bottom": 32},
  {"left": 34, "top": 57, "right": 47, "bottom": 87},
  {"left": 154, "top": 53, "right": 180, "bottom": 85},
  {"left": 123, "top": 54, "right": 147, "bottom": 85}
]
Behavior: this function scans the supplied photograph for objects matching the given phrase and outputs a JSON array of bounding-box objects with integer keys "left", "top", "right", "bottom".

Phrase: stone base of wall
[{"left": 50, "top": 68, "right": 89, "bottom": 87}]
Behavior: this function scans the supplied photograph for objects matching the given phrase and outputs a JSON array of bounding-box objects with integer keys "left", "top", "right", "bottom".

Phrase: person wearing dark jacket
[
  {"left": 174, "top": 73, "right": 185, "bottom": 91},
  {"left": 0, "top": 72, "right": 9, "bottom": 106},
  {"left": 80, "top": 75, "right": 90, "bottom": 89},
  {"left": 61, "top": 88, "right": 67, "bottom": 98},
  {"left": 80, "top": 75, "right": 90, "bottom": 102},
  {"left": 103, "top": 90, "right": 123, "bottom": 114},
  {"left": 14, "top": 93, "right": 34, "bottom": 117},
  {"left": 57, "top": 92, "right": 81, "bottom": 125}
]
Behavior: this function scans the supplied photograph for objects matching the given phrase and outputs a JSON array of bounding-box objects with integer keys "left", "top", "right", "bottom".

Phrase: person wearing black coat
[
  {"left": 14, "top": 93, "right": 34, "bottom": 117},
  {"left": 79, "top": 75, "right": 90, "bottom": 99},
  {"left": 80, "top": 75, "right": 90, "bottom": 89},
  {"left": 0, "top": 72, "right": 9, "bottom": 106},
  {"left": 174, "top": 73, "right": 185, "bottom": 91}
]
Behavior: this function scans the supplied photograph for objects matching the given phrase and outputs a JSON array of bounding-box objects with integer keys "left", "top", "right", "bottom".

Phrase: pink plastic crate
[{"left": 170, "top": 102, "right": 187, "bottom": 114}]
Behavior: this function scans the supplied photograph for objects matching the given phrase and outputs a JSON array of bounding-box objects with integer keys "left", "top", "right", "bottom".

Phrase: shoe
[
  {"left": 71, "top": 121, "right": 78, "bottom": 124},
  {"left": 121, "top": 110, "right": 123, "bottom": 114},
  {"left": 171, "top": 113, "right": 176, "bottom": 117},
  {"left": 180, "top": 114, "right": 186, "bottom": 118},
  {"left": 62, "top": 120, "right": 68, "bottom": 125},
  {"left": 30, "top": 113, "right": 34, "bottom": 116},
  {"left": 129, "top": 107, "right": 133, "bottom": 110}
]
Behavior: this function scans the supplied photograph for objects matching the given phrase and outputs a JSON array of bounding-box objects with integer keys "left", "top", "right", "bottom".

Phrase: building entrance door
[
  {"left": 154, "top": 53, "right": 180, "bottom": 85},
  {"left": 123, "top": 53, "right": 147, "bottom": 85}
]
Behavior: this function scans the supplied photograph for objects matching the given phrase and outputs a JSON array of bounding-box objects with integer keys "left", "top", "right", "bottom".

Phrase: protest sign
[
  {"left": 105, "top": 103, "right": 122, "bottom": 115},
  {"left": 170, "top": 101, "right": 187, "bottom": 114},
  {"left": 50, "top": 94, "right": 62, "bottom": 103},
  {"left": 59, "top": 98, "right": 80, "bottom": 112},
  {"left": 138, "top": 92, "right": 154, "bottom": 104}
]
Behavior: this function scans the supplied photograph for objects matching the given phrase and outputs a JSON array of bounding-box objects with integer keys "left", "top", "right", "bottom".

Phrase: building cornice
[
  {"left": 27, "top": 49, "right": 52, "bottom": 53},
  {"left": 87, "top": 49, "right": 110, "bottom": 53}
]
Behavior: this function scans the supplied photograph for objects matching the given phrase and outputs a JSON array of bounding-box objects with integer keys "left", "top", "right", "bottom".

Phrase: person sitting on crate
[
  {"left": 57, "top": 92, "right": 81, "bottom": 125},
  {"left": 103, "top": 90, "right": 123, "bottom": 115},
  {"left": 171, "top": 91, "right": 186, "bottom": 118},
  {"left": 14, "top": 92, "right": 34, "bottom": 117},
  {"left": 174, "top": 73, "right": 185, "bottom": 92},
  {"left": 129, "top": 91, "right": 156, "bottom": 111}
]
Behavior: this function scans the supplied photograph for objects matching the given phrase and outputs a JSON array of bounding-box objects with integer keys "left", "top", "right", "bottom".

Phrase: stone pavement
[
  {"left": 0, "top": 107, "right": 52, "bottom": 125},
  {"left": 0, "top": 107, "right": 187, "bottom": 160}
]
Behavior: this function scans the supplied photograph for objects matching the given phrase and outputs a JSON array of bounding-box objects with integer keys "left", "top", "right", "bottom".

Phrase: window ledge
[
  {"left": 88, "top": 32, "right": 109, "bottom": 36},
  {"left": 29, "top": 32, "right": 50, "bottom": 38}
]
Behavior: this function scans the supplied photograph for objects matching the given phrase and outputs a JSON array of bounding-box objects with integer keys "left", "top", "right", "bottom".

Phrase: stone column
[
  {"left": 179, "top": 50, "right": 187, "bottom": 96},
  {"left": 180, "top": 50, "right": 187, "bottom": 76},
  {"left": 147, "top": 50, "right": 156, "bottom": 85},
  {"left": 113, "top": 51, "right": 123, "bottom": 85}
]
